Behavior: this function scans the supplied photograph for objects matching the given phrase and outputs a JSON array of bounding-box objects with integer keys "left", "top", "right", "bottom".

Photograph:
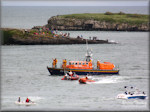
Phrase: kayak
[
  {"left": 79, "top": 77, "right": 95, "bottom": 84},
  {"left": 61, "top": 75, "right": 79, "bottom": 80},
  {"left": 15, "top": 101, "right": 36, "bottom": 105},
  {"left": 117, "top": 94, "right": 147, "bottom": 99}
]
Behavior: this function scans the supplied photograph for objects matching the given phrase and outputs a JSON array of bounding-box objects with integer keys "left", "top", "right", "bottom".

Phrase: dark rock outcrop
[
  {"left": 2, "top": 36, "right": 109, "bottom": 45},
  {"left": 1, "top": 28, "right": 109, "bottom": 45}
]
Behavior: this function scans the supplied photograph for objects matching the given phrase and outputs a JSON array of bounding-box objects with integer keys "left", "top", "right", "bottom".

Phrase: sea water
[
  {"left": 1, "top": 31, "right": 149, "bottom": 111},
  {"left": 1, "top": 6, "right": 149, "bottom": 111}
]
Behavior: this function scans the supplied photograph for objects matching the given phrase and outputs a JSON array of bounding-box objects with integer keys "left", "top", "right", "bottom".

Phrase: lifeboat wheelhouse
[{"left": 66, "top": 61, "right": 93, "bottom": 69}]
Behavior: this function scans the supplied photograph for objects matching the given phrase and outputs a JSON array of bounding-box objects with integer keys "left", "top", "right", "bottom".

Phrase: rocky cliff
[{"left": 47, "top": 13, "right": 149, "bottom": 31}]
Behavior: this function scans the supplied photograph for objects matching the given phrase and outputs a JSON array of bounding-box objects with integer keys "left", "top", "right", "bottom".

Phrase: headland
[
  {"left": 1, "top": 12, "right": 149, "bottom": 45},
  {"left": 46, "top": 12, "right": 149, "bottom": 31}
]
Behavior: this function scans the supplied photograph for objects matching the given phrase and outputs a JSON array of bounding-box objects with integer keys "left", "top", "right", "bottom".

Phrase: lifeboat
[
  {"left": 79, "top": 77, "right": 95, "bottom": 84},
  {"left": 47, "top": 40, "right": 119, "bottom": 75}
]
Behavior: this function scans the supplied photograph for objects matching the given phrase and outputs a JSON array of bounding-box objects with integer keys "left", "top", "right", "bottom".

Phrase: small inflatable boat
[
  {"left": 15, "top": 101, "right": 36, "bottom": 105},
  {"left": 79, "top": 77, "right": 95, "bottom": 84},
  {"left": 61, "top": 74, "right": 79, "bottom": 80},
  {"left": 117, "top": 93, "right": 147, "bottom": 99}
]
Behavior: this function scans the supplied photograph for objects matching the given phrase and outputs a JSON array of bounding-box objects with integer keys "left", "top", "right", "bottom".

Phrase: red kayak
[
  {"left": 79, "top": 77, "right": 95, "bottom": 84},
  {"left": 61, "top": 74, "right": 79, "bottom": 80}
]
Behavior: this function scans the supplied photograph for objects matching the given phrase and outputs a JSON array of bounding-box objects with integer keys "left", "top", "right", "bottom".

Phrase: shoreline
[{"left": 1, "top": 27, "right": 149, "bottom": 32}]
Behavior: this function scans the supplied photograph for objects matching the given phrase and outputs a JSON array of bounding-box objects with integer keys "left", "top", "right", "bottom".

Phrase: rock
[{"left": 1, "top": 28, "right": 109, "bottom": 45}]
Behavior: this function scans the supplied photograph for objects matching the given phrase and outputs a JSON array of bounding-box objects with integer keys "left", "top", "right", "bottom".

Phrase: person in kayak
[
  {"left": 26, "top": 97, "right": 31, "bottom": 103},
  {"left": 18, "top": 96, "right": 20, "bottom": 102}
]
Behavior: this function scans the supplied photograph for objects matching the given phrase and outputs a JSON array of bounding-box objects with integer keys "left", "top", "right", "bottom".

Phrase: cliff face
[{"left": 47, "top": 16, "right": 149, "bottom": 31}]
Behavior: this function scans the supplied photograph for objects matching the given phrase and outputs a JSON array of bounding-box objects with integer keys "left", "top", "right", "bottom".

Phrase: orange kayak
[{"left": 79, "top": 77, "right": 95, "bottom": 84}]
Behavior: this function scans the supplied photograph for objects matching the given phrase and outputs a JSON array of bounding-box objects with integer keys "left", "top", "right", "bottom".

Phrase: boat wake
[
  {"left": 95, "top": 78, "right": 118, "bottom": 84},
  {"left": 90, "top": 76, "right": 127, "bottom": 84}
]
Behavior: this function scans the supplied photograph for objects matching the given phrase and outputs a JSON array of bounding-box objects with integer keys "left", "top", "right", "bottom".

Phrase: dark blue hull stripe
[
  {"left": 47, "top": 67, "right": 119, "bottom": 75},
  {"left": 128, "top": 96, "right": 146, "bottom": 99}
]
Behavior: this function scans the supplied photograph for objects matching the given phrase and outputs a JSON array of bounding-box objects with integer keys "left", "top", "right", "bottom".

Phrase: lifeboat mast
[{"left": 85, "top": 39, "right": 93, "bottom": 62}]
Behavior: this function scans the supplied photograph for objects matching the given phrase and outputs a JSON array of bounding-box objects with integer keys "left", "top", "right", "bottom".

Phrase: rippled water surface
[{"left": 1, "top": 31, "right": 149, "bottom": 111}]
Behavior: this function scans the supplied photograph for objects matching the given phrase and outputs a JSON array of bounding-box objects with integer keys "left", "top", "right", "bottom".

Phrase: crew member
[
  {"left": 52, "top": 58, "right": 57, "bottom": 68},
  {"left": 69, "top": 71, "right": 73, "bottom": 76},
  {"left": 62, "top": 59, "right": 67, "bottom": 68},
  {"left": 85, "top": 76, "right": 88, "bottom": 80},
  {"left": 52, "top": 58, "right": 56, "bottom": 68},
  {"left": 55, "top": 58, "right": 58, "bottom": 68},
  {"left": 97, "top": 60, "right": 100, "bottom": 69},
  {"left": 90, "top": 59, "right": 92, "bottom": 62}
]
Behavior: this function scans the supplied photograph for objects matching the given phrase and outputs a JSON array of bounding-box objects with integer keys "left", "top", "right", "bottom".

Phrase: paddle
[{"left": 29, "top": 99, "right": 34, "bottom": 103}]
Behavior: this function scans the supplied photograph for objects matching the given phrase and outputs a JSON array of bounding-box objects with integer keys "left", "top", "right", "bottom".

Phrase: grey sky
[{"left": 1, "top": 0, "right": 149, "bottom": 6}]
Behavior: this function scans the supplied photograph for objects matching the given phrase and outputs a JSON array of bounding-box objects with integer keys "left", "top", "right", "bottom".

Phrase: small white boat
[
  {"left": 117, "top": 93, "right": 147, "bottom": 99},
  {"left": 117, "top": 86, "right": 147, "bottom": 99},
  {"left": 15, "top": 101, "right": 36, "bottom": 105}
]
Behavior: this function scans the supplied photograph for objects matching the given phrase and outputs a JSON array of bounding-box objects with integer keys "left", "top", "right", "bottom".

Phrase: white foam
[
  {"left": 78, "top": 76, "right": 129, "bottom": 84},
  {"left": 93, "top": 76, "right": 120, "bottom": 84},
  {"left": 95, "top": 79, "right": 117, "bottom": 84},
  {"left": 93, "top": 75, "right": 130, "bottom": 84}
]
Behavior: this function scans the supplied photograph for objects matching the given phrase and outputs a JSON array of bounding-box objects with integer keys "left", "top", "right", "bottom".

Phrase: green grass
[
  {"left": 2, "top": 29, "right": 25, "bottom": 44},
  {"left": 2, "top": 28, "right": 58, "bottom": 44},
  {"left": 3, "top": 29, "right": 24, "bottom": 38},
  {"left": 59, "top": 12, "right": 149, "bottom": 25}
]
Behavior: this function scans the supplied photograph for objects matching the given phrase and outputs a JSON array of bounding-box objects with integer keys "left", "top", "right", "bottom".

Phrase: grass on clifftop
[{"left": 59, "top": 12, "right": 149, "bottom": 25}]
